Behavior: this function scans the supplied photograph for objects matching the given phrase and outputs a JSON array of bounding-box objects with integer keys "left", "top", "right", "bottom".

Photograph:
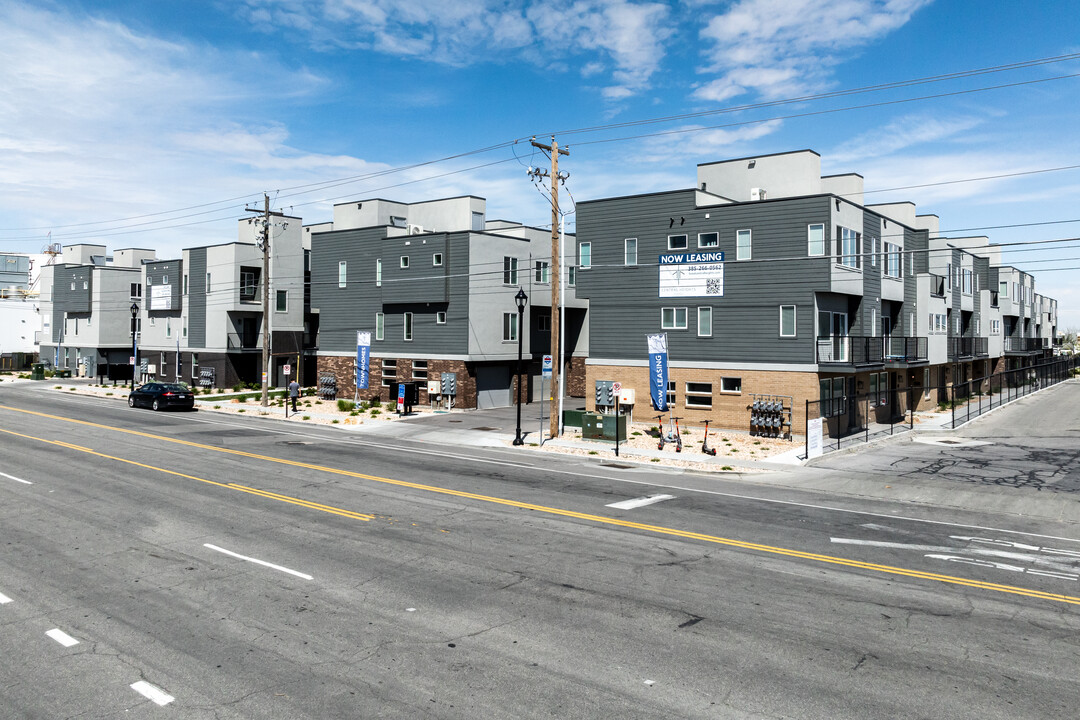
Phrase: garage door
[{"left": 476, "top": 365, "right": 511, "bottom": 409}]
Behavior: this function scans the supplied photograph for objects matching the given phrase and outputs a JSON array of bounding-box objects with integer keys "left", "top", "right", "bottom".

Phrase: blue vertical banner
[
  {"left": 356, "top": 331, "right": 371, "bottom": 390},
  {"left": 647, "top": 333, "right": 669, "bottom": 411}
]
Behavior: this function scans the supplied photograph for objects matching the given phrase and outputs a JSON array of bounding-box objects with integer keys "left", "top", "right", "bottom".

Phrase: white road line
[
  {"left": 46, "top": 628, "right": 79, "bottom": 647},
  {"left": 0, "top": 591, "right": 12, "bottom": 604},
  {"left": 203, "top": 544, "right": 313, "bottom": 580},
  {"left": 130, "top": 681, "right": 174, "bottom": 706},
  {"left": 0, "top": 471, "right": 32, "bottom": 485},
  {"left": 606, "top": 494, "right": 676, "bottom": 510}
]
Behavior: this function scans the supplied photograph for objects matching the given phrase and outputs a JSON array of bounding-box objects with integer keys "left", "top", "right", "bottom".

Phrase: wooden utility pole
[
  {"left": 245, "top": 194, "right": 285, "bottom": 407},
  {"left": 530, "top": 137, "right": 569, "bottom": 439}
]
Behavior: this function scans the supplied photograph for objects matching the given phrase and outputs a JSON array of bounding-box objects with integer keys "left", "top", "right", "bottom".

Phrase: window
[
  {"left": 839, "top": 227, "right": 860, "bottom": 268},
  {"left": 808, "top": 223, "right": 825, "bottom": 256},
  {"left": 697, "top": 307, "right": 712, "bottom": 337},
  {"left": 240, "top": 270, "right": 258, "bottom": 301},
  {"left": 206, "top": 273, "right": 212, "bottom": 293},
  {"left": 884, "top": 243, "right": 901, "bottom": 278},
  {"left": 183, "top": 275, "right": 188, "bottom": 295},
  {"left": 165, "top": 318, "right": 171, "bottom": 338},
  {"left": 667, "top": 234, "right": 687, "bottom": 251},
  {"left": 579, "top": 242, "right": 591, "bottom": 269},
  {"left": 871, "top": 309, "right": 877, "bottom": 337},
  {"left": 433, "top": 253, "right": 443, "bottom": 267},
  {"left": 736, "top": 229, "right": 752, "bottom": 260},
  {"left": 276, "top": 290, "right": 287, "bottom": 312},
  {"left": 381, "top": 358, "right": 396, "bottom": 387},
  {"left": 992, "top": 319, "right": 1001, "bottom": 334},
  {"left": 974, "top": 318, "right": 981, "bottom": 335},
  {"left": 535, "top": 260, "right": 550, "bottom": 283},
  {"left": 947, "top": 263, "right": 953, "bottom": 287},
  {"left": 503, "top": 257, "right": 518, "bottom": 285},
  {"left": 780, "top": 305, "right": 796, "bottom": 337},
  {"left": 400, "top": 256, "right": 409, "bottom": 269},
  {"left": 685, "top": 382, "right": 712, "bottom": 408},
  {"left": 71, "top": 281, "right": 75, "bottom": 291},
  {"left": 661, "top": 307, "right": 688, "bottom": 329},
  {"left": 538, "top": 314, "right": 551, "bottom": 332},
  {"left": 999, "top": 280, "right": 1008, "bottom": 298},
  {"left": 130, "top": 283, "right": 142, "bottom": 299},
  {"left": 403, "top": 312, "right": 413, "bottom": 341},
  {"left": 183, "top": 318, "right": 187, "bottom": 338},
  {"left": 412, "top": 360, "right": 428, "bottom": 381},
  {"left": 666, "top": 381, "right": 676, "bottom": 406},
  {"left": 568, "top": 266, "right": 576, "bottom": 286},
  {"left": 870, "top": 237, "right": 878, "bottom": 268},
  {"left": 819, "top": 377, "right": 846, "bottom": 417},
  {"left": 436, "top": 311, "right": 446, "bottom": 324},
  {"left": 721, "top": 377, "right": 742, "bottom": 394},
  {"left": 625, "top": 238, "right": 638, "bottom": 265},
  {"left": 376, "top": 259, "right": 382, "bottom": 287},
  {"left": 962, "top": 269, "right": 972, "bottom": 295},
  {"left": 869, "top": 372, "right": 888, "bottom": 406},
  {"left": 698, "top": 232, "right": 719, "bottom": 248},
  {"left": 375, "top": 312, "right": 384, "bottom": 341},
  {"left": 338, "top": 261, "right": 346, "bottom": 288},
  {"left": 503, "top": 312, "right": 518, "bottom": 342}
]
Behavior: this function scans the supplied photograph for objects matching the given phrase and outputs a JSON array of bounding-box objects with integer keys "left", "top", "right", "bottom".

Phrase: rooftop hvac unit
[
  {"left": 409, "top": 224, "right": 424, "bottom": 235},
  {"left": 750, "top": 187, "right": 767, "bottom": 201}
]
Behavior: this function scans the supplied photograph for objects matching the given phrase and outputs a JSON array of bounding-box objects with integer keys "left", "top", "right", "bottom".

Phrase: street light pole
[
  {"left": 130, "top": 302, "right": 139, "bottom": 390},
  {"left": 513, "top": 287, "right": 528, "bottom": 446}
]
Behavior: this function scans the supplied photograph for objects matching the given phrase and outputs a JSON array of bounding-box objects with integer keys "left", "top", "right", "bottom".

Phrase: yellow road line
[{"left": 3, "top": 405, "right": 1079, "bottom": 605}]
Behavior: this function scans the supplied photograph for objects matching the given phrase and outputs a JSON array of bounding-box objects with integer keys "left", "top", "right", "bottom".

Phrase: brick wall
[
  {"left": 316, "top": 355, "right": 476, "bottom": 408},
  {"left": 586, "top": 363, "right": 822, "bottom": 434}
]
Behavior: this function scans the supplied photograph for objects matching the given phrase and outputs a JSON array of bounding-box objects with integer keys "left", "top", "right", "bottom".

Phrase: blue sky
[{"left": 2, "top": 0, "right": 1079, "bottom": 326}]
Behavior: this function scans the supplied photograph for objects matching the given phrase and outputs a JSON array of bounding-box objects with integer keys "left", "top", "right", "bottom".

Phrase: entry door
[{"left": 476, "top": 365, "right": 511, "bottom": 409}]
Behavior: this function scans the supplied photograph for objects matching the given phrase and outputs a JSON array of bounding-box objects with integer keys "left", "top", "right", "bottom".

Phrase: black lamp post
[
  {"left": 512, "top": 287, "right": 528, "bottom": 446},
  {"left": 130, "top": 302, "right": 139, "bottom": 389}
]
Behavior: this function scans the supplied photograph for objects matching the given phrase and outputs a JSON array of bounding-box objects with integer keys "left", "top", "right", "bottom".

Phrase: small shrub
[
  {"left": 232, "top": 383, "right": 243, "bottom": 392},
  {"left": 54, "top": 385, "right": 61, "bottom": 389},
  {"left": 350, "top": 410, "right": 360, "bottom": 416},
  {"left": 69, "top": 387, "right": 76, "bottom": 391},
  {"left": 651, "top": 458, "right": 660, "bottom": 463},
  {"left": 722, "top": 465, "right": 733, "bottom": 471},
  {"left": 217, "top": 388, "right": 224, "bottom": 394},
  {"left": 632, "top": 431, "right": 642, "bottom": 436},
  {"left": 337, "top": 399, "right": 356, "bottom": 412},
  {"left": 370, "top": 409, "right": 381, "bottom": 416},
  {"left": 302, "top": 415, "right": 310, "bottom": 420},
  {"left": 753, "top": 441, "right": 761, "bottom": 446},
  {"left": 331, "top": 419, "right": 340, "bottom": 424},
  {"left": 213, "top": 405, "right": 221, "bottom": 409},
  {"left": 371, "top": 398, "right": 382, "bottom": 408},
  {"left": 588, "top": 451, "right": 598, "bottom": 455},
  {"left": 238, "top": 409, "right": 246, "bottom": 413},
  {"left": 106, "top": 392, "right": 113, "bottom": 396}
]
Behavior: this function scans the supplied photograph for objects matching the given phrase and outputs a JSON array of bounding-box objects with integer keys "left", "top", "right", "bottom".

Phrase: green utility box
[
  {"left": 562, "top": 409, "right": 586, "bottom": 428},
  {"left": 582, "top": 413, "right": 604, "bottom": 439},
  {"left": 30, "top": 363, "right": 45, "bottom": 381},
  {"left": 602, "top": 413, "right": 627, "bottom": 442},
  {"left": 55, "top": 368, "right": 72, "bottom": 378}
]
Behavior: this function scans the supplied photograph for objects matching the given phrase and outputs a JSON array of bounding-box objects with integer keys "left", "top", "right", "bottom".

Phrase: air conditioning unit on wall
[
  {"left": 409, "top": 224, "right": 424, "bottom": 235},
  {"left": 750, "top": 187, "right": 767, "bottom": 201}
]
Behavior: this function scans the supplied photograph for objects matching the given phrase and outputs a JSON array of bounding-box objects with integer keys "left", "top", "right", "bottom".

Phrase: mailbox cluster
[
  {"left": 198, "top": 367, "right": 215, "bottom": 388},
  {"left": 318, "top": 374, "right": 337, "bottom": 400},
  {"left": 750, "top": 394, "right": 792, "bottom": 439}
]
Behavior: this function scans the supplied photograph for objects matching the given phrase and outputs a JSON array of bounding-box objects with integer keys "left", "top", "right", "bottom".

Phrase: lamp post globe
[{"left": 513, "top": 288, "right": 528, "bottom": 446}]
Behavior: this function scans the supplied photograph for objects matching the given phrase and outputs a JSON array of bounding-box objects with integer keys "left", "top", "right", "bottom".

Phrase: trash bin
[{"left": 31, "top": 363, "right": 45, "bottom": 381}]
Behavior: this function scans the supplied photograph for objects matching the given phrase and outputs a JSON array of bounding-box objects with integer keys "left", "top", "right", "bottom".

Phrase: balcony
[
  {"left": 817, "top": 336, "right": 928, "bottom": 365},
  {"left": 1005, "top": 337, "right": 1048, "bottom": 354},
  {"left": 226, "top": 330, "right": 260, "bottom": 350},
  {"left": 948, "top": 336, "right": 989, "bottom": 360}
]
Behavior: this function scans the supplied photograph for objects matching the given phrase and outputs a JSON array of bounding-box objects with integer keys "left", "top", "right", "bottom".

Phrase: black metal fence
[{"left": 804, "top": 356, "right": 1078, "bottom": 457}]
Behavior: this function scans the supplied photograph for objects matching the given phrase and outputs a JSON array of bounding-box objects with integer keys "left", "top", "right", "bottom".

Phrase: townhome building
[
  {"left": 37, "top": 244, "right": 156, "bottom": 377},
  {"left": 309, "top": 195, "right": 588, "bottom": 409},
  {"left": 575, "top": 149, "right": 1059, "bottom": 435},
  {"left": 0, "top": 251, "right": 43, "bottom": 368}
]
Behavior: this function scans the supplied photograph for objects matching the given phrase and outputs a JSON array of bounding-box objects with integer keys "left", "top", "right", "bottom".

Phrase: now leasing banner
[
  {"left": 356, "top": 331, "right": 371, "bottom": 390},
  {"left": 647, "top": 333, "right": 669, "bottom": 412}
]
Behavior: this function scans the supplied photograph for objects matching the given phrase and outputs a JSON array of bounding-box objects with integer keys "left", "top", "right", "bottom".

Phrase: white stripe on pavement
[
  {"left": 46, "top": 629, "right": 79, "bottom": 647},
  {"left": 130, "top": 681, "right": 175, "bottom": 706},
  {"left": 0, "top": 591, "right": 12, "bottom": 604},
  {"left": 606, "top": 494, "right": 676, "bottom": 510},
  {"left": 203, "top": 544, "right": 313, "bottom": 580},
  {"left": 0, "top": 471, "right": 31, "bottom": 485}
]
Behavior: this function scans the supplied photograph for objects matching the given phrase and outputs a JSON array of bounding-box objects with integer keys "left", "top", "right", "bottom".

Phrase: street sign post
[
  {"left": 283, "top": 364, "right": 291, "bottom": 376},
  {"left": 542, "top": 355, "right": 553, "bottom": 378}
]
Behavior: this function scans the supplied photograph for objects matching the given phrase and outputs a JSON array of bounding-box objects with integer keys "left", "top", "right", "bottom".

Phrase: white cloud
[
  {"left": 240, "top": 0, "right": 673, "bottom": 98},
  {"left": 830, "top": 113, "right": 985, "bottom": 164},
  {"left": 640, "top": 119, "right": 784, "bottom": 163},
  {"left": 694, "top": 0, "right": 933, "bottom": 101}
]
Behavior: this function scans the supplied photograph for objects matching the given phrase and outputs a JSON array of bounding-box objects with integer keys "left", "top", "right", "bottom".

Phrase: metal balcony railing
[
  {"left": 1004, "top": 337, "right": 1047, "bottom": 352},
  {"left": 817, "top": 336, "right": 928, "bottom": 365},
  {"left": 948, "top": 336, "right": 988, "bottom": 359},
  {"left": 226, "top": 331, "right": 260, "bottom": 350}
]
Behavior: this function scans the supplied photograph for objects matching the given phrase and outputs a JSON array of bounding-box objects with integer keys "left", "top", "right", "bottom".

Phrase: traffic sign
[
  {"left": 613, "top": 381, "right": 622, "bottom": 393},
  {"left": 283, "top": 364, "right": 291, "bottom": 375},
  {"left": 542, "top": 354, "right": 553, "bottom": 378}
]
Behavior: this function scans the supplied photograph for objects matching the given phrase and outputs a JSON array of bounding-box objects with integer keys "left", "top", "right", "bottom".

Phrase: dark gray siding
[
  {"left": 187, "top": 249, "right": 207, "bottom": 347},
  {"left": 146, "top": 259, "right": 182, "bottom": 315},
  {"left": 858, "top": 211, "right": 883, "bottom": 337},
  {"left": 51, "top": 265, "right": 93, "bottom": 342},
  {"left": 310, "top": 228, "right": 469, "bottom": 355},
  {"left": 904, "top": 229, "right": 926, "bottom": 335},
  {"left": 576, "top": 190, "right": 832, "bottom": 363}
]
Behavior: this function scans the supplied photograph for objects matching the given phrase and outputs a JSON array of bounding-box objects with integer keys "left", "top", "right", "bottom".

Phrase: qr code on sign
[{"left": 706, "top": 279, "right": 722, "bottom": 294}]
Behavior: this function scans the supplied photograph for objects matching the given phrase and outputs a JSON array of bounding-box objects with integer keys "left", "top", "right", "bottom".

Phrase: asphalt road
[{"left": 2, "top": 382, "right": 1080, "bottom": 718}]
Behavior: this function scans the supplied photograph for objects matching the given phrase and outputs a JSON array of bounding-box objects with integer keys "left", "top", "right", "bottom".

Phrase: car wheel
[
  {"left": 152, "top": 399, "right": 161, "bottom": 411},
  {"left": 128, "top": 396, "right": 135, "bottom": 407}
]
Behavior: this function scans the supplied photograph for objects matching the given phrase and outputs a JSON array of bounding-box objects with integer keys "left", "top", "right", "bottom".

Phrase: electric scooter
[
  {"left": 701, "top": 419, "right": 717, "bottom": 456},
  {"left": 656, "top": 413, "right": 683, "bottom": 452}
]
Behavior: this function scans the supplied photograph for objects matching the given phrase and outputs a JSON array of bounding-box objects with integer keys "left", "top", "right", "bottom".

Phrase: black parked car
[{"left": 128, "top": 382, "right": 196, "bottom": 411}]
